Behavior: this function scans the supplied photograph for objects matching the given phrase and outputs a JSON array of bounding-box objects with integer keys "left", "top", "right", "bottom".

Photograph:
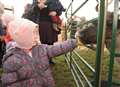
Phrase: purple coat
[{"left": 1, "top": 39, "right": 77, "bottom": 87}]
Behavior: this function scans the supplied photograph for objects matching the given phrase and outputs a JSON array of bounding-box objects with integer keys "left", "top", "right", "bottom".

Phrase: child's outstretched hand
[
  {"left": 75, "top": 29, "right": 81, "bottom": 39},
  {"left": 75, "top": 29, "right": 83, "bottom": 46}
]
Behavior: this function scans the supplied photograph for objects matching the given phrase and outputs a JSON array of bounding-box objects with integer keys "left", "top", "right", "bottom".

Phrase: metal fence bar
[
  {"left": 65, "top": 51, "right": 94, "bottom": 87},
  {"left": 65, "top": 0, "right": 74, "bottom": 18},
  {"left": 71, "top": 0, "right": 88, "bottom": 16},
  {"left": 73, "top": 51, "right": 95, "bottom": 73},
  {"left": 115, "top": 52, "right": 120, "bottom": 57},
  {"left": 65, "top": 54, "right": 83, "bottom": 87},
  {"left": 71, "top": 56, "right": 93, "bottom": 87},
  {"left": 71, "top": 63, "right": 85, "bottom": 87},
  {"left": 94, "top": 0, "right": 108, "bottom": 87},
  {"left": 107, "top": 0, "right": 119, "bottom": 87}
]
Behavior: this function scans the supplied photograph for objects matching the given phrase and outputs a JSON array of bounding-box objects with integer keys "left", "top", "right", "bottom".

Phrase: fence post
[{"left": 94, "top": 0, "right": 108, "bottom": 87}]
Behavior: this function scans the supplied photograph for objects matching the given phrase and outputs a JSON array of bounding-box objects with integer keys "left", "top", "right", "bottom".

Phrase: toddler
[{"left": 1, "top": 18, "right": 77, "bottom": 87}]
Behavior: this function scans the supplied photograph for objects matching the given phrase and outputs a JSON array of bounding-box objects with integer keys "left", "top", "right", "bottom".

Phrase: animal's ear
[{"left": 95, "top": 4, "right": 99, "bottom": 12}]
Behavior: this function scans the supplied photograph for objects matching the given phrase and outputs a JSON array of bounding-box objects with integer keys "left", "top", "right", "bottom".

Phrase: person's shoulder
[
  {"left": 35, "top": 44, "right": 48, "bottom": 49},
  {"left": 2, "top": 50, "right": 21, "bottom": 65}
]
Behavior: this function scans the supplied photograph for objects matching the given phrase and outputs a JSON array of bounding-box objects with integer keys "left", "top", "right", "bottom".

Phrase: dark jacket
[
  {"left": 22, "top": 2, "right": 63, "bottom": 44},
  {"left": 22, "top": 5, "right": 40, "bottom": 24},
  {"left": 22, "top": 0, "right": 65, "bottom": 22},
  {"left": 0, "top": 20, "right": 6, "bottom": 36},
  {"left": 0, "top": 20, "right": 6, "bottom": 67},
  {"left": 46, "top": 0, "right": 65, "bottom": 15}
]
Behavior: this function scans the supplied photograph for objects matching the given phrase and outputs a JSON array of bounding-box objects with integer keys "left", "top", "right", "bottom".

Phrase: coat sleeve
[
  {"left": 1, "top": 55, "right": 22, "bottom": 85},
  {"left": 1, "top": 54, "right": 33, "bottom": 85},
  {"left": 46, "top": 39, "right": 77, "bottom": 58},
  {"left": 47, "top": 0, "right": 65, "bottom": 16}
]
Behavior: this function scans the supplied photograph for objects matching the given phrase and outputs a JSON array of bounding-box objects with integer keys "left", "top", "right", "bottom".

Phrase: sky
[{"left": 1, "top": 0, "right": 114, "bottom": 20}]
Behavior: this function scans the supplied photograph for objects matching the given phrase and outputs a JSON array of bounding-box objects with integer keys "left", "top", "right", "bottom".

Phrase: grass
[
  {"left": 52, "top": 56, "right": 76, "bottom": 87},
  {"left": 52, "top": 46, "right": 120, "bottom": 87}
]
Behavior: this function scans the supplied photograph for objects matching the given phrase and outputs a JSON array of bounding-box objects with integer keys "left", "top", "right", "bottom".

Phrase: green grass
[
  {"left": 52, "top": 46, "right": 120, "bottom": 87},
  {"left": 52, "top": 56, "right": 76, "bottom": 87},
  {"left": 0, "top": 68, "right": 2, "bottom": 87}
]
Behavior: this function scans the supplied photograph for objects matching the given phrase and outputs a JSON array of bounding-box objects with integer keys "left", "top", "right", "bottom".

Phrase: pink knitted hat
[{"left": 7, "top": 18, "right": 40, "bottom": 49}]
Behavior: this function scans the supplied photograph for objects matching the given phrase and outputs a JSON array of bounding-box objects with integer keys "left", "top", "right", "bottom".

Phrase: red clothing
[
  {"left": 51, "top": 16, "right": 62, "bottom": 25},
  {"left": 4, "top": 34, "right": 12, "bottom": 43}
]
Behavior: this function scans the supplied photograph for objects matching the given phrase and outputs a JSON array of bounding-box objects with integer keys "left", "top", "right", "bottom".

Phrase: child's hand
[
  {"left": 75, "top": 30, "right": 84, "bottom": 46},
  {"left": 75, "top": 30, "right": 80, "bottom": 39},
  {"left": 49, "top": 11, "right": 57, "bottom": 16}
]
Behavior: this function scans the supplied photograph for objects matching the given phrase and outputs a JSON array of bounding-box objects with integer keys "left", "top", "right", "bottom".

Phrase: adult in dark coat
[
  {"left": 0, "top": 13, "right": 16, "bottom": 67},
  {"left": 46, "top": 0, "right": 65, "bottom": 15},
  {"left": 0, "top": 1, "right": 5, "bottom": 67},
  {"left": 23, "top": 1, "right": 60, "bottom": 45}
]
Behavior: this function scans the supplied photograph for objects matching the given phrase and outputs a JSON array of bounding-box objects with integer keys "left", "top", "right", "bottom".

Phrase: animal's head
[
  {"left": 77, "top": 23, "right": 97, "bottom": 45},
  {"left": 77, "top": 12, "right": 120, "bottom": 50}
]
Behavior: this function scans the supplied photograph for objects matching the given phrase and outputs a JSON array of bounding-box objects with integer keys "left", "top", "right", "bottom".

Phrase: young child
[{"left": 1, "top": 18, "right": 77, "bottom": 87}]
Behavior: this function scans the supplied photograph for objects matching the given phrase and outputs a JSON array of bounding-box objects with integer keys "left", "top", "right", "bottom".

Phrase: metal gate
[{"left": 65, "top": 0, "right": 120, "bottom": 87}]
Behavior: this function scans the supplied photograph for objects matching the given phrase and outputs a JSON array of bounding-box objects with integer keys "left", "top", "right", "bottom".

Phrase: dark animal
[{"left": 77, "top": 12, "right": 120, "bottom": 51}]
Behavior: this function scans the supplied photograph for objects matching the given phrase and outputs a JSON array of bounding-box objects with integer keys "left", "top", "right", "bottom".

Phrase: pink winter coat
[{"left": 1, "top": 39, "right": 77, "bottom": 87}]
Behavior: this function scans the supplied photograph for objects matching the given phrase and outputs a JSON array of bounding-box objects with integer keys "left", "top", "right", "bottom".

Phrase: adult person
[
  {"left": 0, "top": 13, "right": 16, "bottom": 67},
  {"left": 0, "top": 20, "right": 5, "bottom": 67},
  {"left": 0, "top": 2, "right": 5, "bottom": 67},
  {"left": 22, "top": 3, "right": 32, "bottom": 18}
]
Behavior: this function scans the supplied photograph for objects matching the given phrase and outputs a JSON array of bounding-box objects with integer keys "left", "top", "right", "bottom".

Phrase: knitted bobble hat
[{"left": 7, "top": 18, "right": 40, "bottom": 49}]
